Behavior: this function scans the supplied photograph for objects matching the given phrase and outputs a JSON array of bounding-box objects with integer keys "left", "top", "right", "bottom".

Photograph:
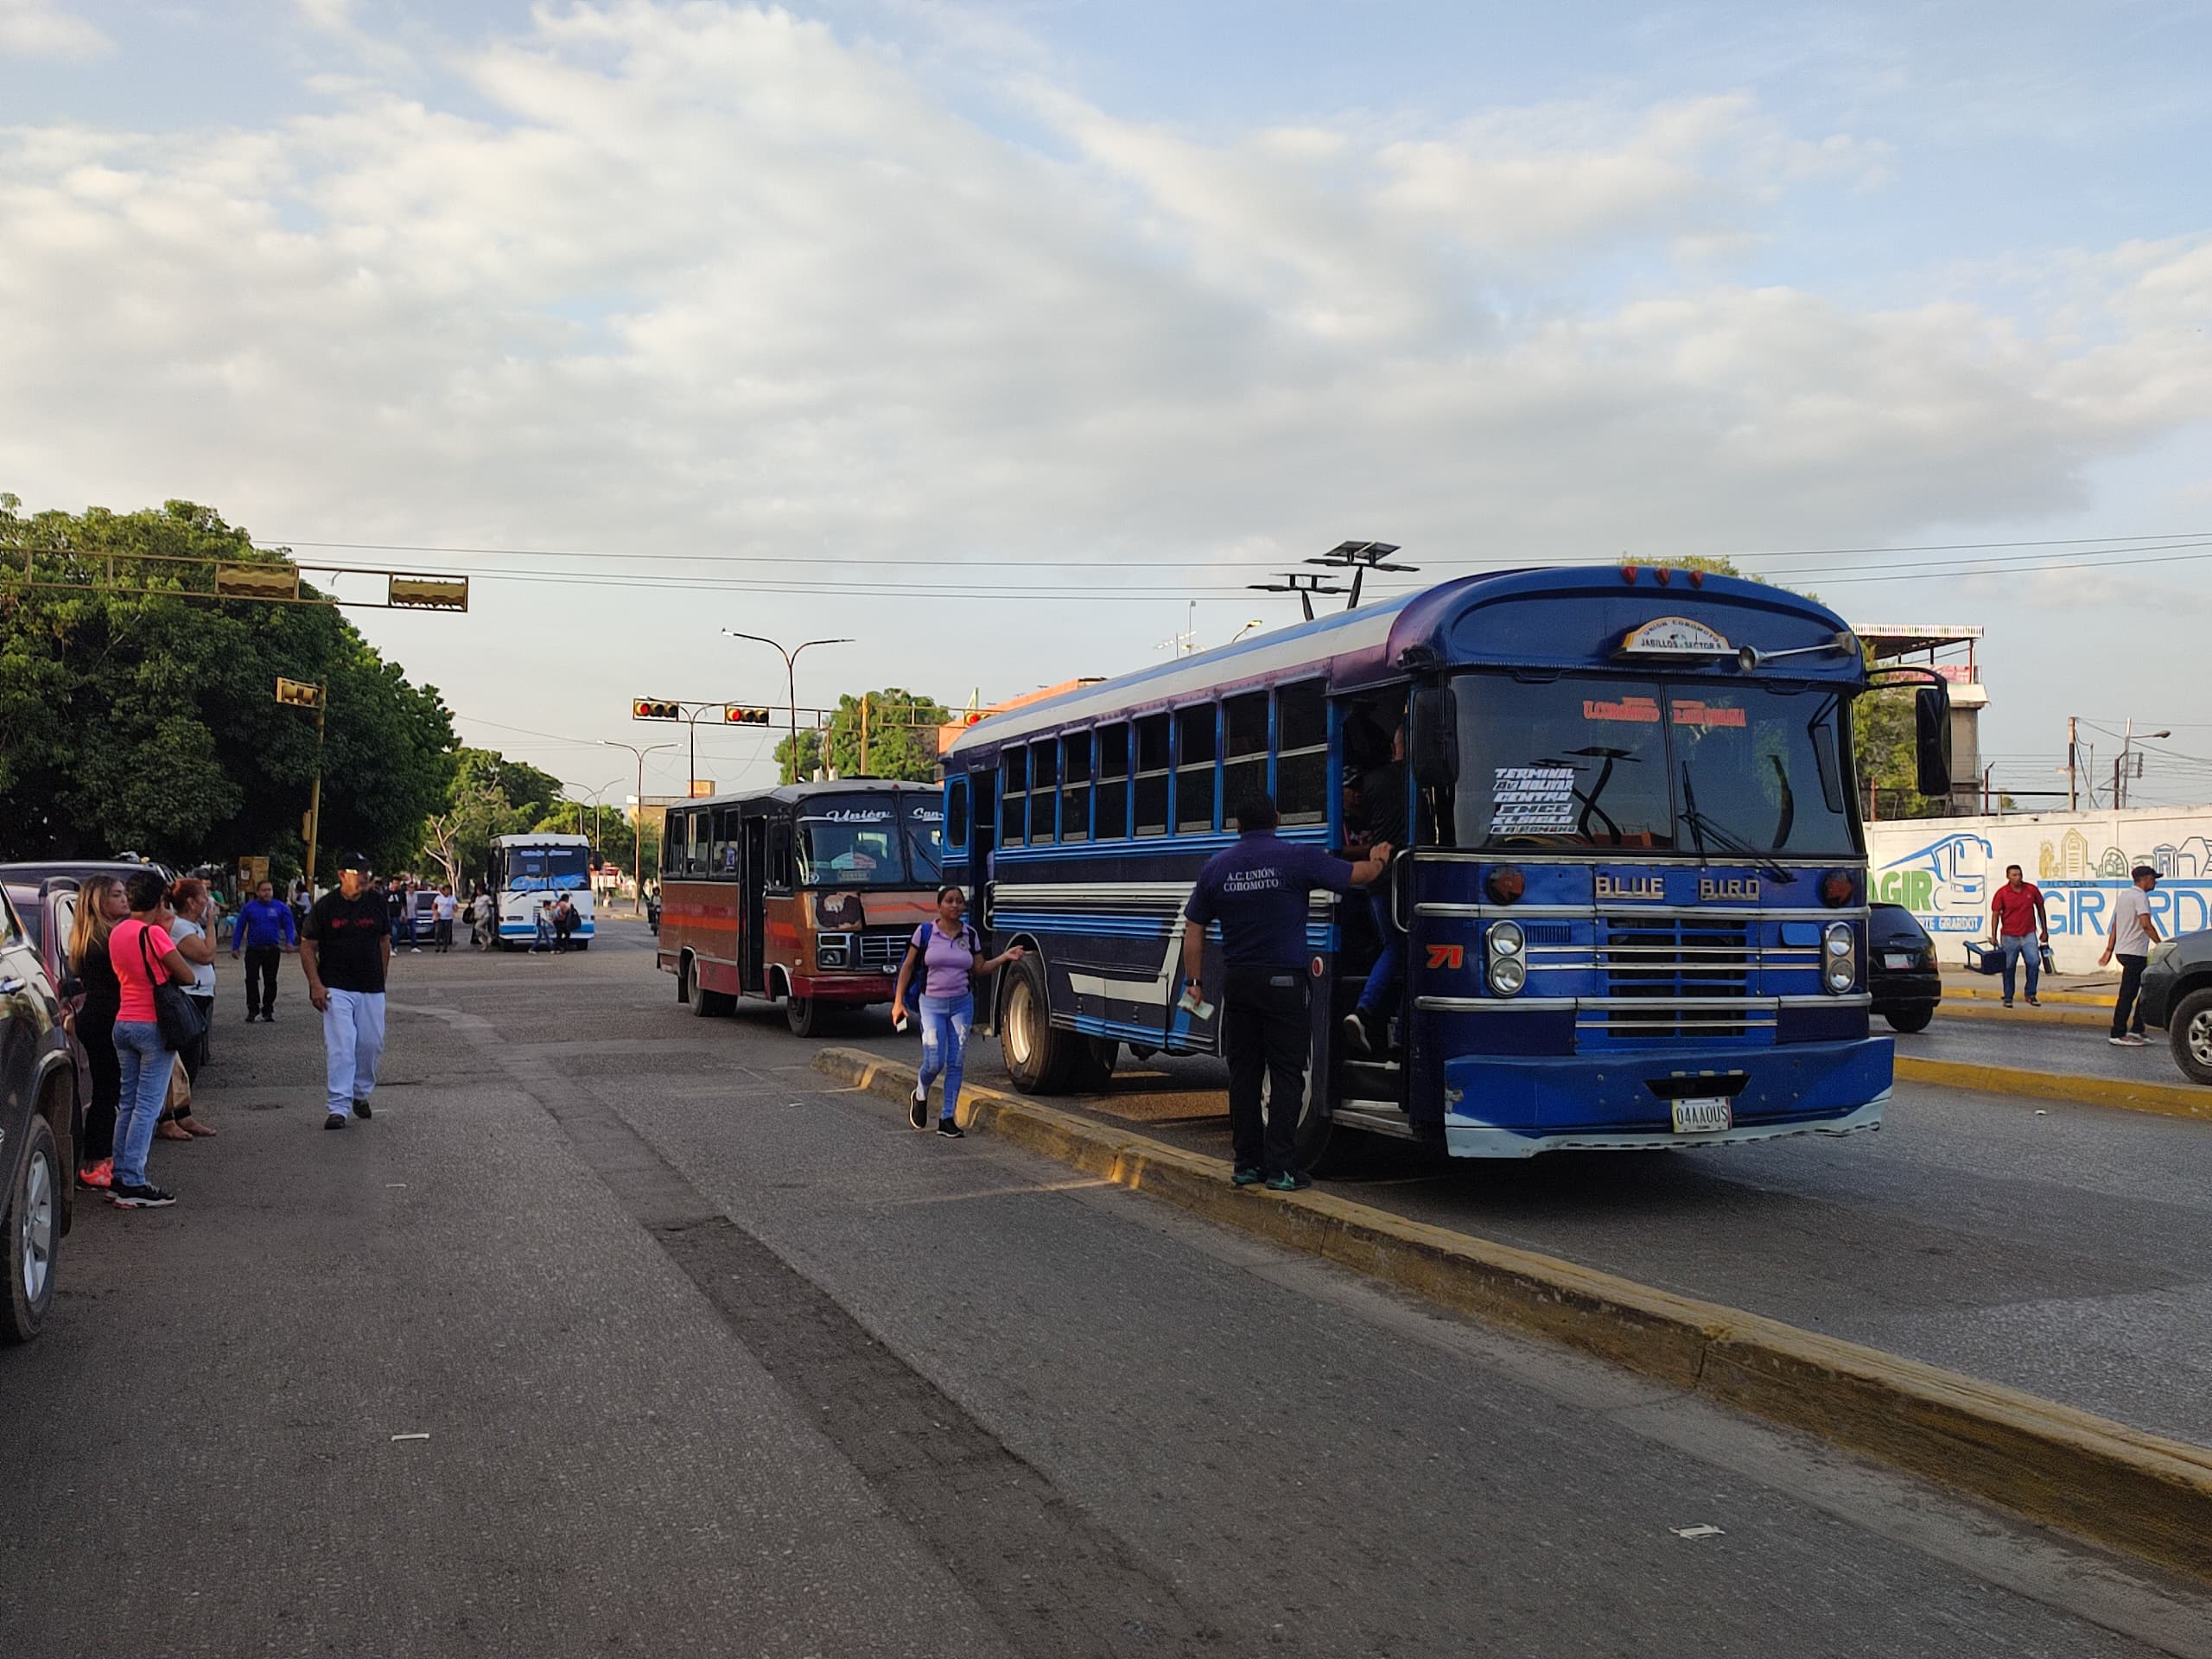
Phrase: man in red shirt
[{"left": 1987, "top": 863, "right": 2050, "bottom": 1007}]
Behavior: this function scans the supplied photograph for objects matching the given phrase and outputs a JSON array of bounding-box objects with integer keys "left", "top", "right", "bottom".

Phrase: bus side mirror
[
  {"left": 1914, "top": 686, "right": 1952, "bottom": 798},
  {"left": 1409, "top": 684, "right": 1459, "bottom": 789}
]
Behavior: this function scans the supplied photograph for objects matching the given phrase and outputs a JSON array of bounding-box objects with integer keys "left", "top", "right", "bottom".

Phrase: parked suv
[
  {"left": 2, "top": 886, "right": 84, "bottom": 1343},
  {"left": 2139, "top": 927, "right": 2212, "bottom": 1086},
  {"left": 1867, "top": 902, "right": 1942, "bottom": 1033}
]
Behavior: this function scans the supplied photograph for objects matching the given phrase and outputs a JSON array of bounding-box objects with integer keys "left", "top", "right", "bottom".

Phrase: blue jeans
[
  {"left": 1357, "top": 887, "right": 1404, "bottom": 1017},
  {"left": 111, "top": 1020, "right": 173, "bottom": 1187},
  {"left": 917, "top": 993, "right": 973, "bottom": 1122},
  {"left": 1999, "top": 935, "right": 2042, "bottom": 1001}
]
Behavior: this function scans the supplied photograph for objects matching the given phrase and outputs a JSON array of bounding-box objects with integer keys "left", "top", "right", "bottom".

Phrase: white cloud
[
  {"left": 0, "top": 1, "right": 2205, "bottom": 766},
  {"left": 0, "top": 0, "right": 111, "bottom": 60}
]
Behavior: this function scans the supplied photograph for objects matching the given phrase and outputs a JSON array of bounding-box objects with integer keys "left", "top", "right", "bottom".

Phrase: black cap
[{"left": 338, "top": 850, "right": 372, "bottom": 873}]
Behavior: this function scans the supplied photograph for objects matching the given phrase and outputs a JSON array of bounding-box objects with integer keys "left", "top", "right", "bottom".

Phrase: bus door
[
  {"left": 1397, "top": 683, "right": 1472, "bottom": 1133},
  {"left": 966, "top": 768, "right": 997, "bottom": 929},
  {"left": 741, "top": 813, "right": 768, "bottom": 993}
]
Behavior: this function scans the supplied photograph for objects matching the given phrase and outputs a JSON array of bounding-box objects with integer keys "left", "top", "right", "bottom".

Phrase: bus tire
[
  {"left": 785, "top": 995, "right": 823, "bottom": 1038},
  {"left": 684, "top": 960, "right": 729, "bottom": 1018},
  {"left": 1069, "top": 1036, "right": 1118, "bottom": 1092},
  {"left": 1001, "top": 955, "right": 1076, "bottom": 1094}
]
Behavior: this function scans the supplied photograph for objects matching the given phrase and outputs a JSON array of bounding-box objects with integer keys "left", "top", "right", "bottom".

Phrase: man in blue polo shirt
[{"left": 1182, "top": 793, "right": 1392, "bottom": 1191}]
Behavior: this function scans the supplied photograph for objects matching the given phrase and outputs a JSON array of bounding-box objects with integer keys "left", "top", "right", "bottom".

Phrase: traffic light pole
[{"left": 306, "top": 690, "right": 326, "bottom": 895}]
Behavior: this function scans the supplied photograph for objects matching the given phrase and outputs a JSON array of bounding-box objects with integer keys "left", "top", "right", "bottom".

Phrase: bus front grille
[{"left": 1599, "top": 914, "right": 1756, "bottom": 1038}]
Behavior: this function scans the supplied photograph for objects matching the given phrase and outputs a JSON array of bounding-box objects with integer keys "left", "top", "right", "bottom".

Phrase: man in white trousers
[{"left": 301, "top": 851, "right": 394, "bottom": 1131}]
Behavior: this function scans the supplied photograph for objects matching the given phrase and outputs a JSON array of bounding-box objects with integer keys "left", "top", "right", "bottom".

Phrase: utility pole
[
  {"left": 2067, "top": 715, "right": 2077, "bottom": 812},
  {"left": 721, "top": 631, "right": 853, "bottom": 778},
  {"left": 602, "top": 740, "right": 675, "bottom": 914},
  {"left": 276, "top": 677, "right": 327, "bottom": 893}
]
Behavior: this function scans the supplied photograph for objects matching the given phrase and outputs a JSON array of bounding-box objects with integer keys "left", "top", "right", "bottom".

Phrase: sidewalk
[{"left": 1940, "top": 963, "right": 2113, "bottom": 1007}]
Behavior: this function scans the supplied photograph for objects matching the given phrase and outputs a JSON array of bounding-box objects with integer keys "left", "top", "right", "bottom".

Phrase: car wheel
[
  {"left": 2171, "top": 988, "right": 2212, "bottom": 1086},
  {"left": 3, "top": 1116, "right": 60, "bottom": 1344},
  {"left": 1885, "top": 1007, "right": 1934, "bottom": 1033}
]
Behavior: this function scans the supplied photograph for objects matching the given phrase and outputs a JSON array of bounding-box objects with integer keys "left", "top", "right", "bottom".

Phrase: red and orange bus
[{"left": 656, "top": 779, "right": 945, "bottom": 1035}]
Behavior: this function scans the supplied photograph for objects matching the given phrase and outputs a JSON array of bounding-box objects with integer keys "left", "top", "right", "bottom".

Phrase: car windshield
[
  {"left": 507, "top": 846, "right": 591, "bottom": 892},
  {"left": 903, "top": 797, "right": 945, "bottom": 885},
  {"left": 797, "top": 798, "right": 909, "bottom": 887},
  {"left": 1454, "top": 675, "right": 1857, "bottom": 858}
]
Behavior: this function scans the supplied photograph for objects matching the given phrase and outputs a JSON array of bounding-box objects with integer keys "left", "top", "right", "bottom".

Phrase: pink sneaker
[{"left": 78, "top": 1158, "right": 114, "bottom": 1191}]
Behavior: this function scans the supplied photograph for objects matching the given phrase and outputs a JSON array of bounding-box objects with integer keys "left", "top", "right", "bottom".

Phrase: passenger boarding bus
[
  {"left": 938, "top": 565, "right": 1952, "bottom": 1163},
  {"left": 486, "top": 832, "right": 595, "bottom": 950},
  {"left": 657, "top": 779, "right": 945, "bottom": 1035}
]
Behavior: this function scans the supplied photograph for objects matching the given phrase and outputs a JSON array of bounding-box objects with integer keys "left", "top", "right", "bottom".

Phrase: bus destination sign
[{"left": 1615, "top": 616, "right": 1733, "bottom": 659}]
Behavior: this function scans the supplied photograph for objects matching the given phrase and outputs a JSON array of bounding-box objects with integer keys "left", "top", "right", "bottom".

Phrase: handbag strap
[{"left": 135, "top": 920, "right": 168, "bottom": 986}]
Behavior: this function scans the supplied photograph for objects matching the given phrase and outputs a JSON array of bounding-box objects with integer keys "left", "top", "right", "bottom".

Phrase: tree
[
  {"left": 771, "top": 689, "right": 949, "bottom": 785},
  {"left": 414, "top": 747, "right": 567, "bottom": 887},
  {"left": 0, "top": 495, "right": 457, "bottom": 874},
  {"left": 1623, "top": 555, "right": 1945, "bottom": 818}
]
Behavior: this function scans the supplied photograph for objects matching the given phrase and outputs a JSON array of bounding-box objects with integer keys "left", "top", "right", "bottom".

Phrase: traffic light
[
  {"left": 275, "top": 677, "right": 323, "bottom": 708},
  {"left": 723, "top": 705, "right": 772, "bottom": 725},
  {"left": 632, "top": 698, "right": 682, "bottom": 721}
]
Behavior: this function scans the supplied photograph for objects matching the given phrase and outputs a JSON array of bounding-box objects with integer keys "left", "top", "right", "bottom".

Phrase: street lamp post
[
  {"left": 602, "top": 740, "right": 676, "bottom": 914},
  {"left": 721, "top": 631, "right": 853, "bottom": 779},
  {"left": 2115, "top": 722, "right": 2171, "bottom": 810}
]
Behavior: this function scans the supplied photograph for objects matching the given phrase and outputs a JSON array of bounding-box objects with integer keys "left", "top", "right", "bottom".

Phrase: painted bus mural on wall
[{"left": 1866, "top": 810, "right": 2212, "bottom": 975}]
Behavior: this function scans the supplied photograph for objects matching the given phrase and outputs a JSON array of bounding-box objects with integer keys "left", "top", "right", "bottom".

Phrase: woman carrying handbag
[{"left": 107, "top": 870, "right": 199, "bottom": 1210}]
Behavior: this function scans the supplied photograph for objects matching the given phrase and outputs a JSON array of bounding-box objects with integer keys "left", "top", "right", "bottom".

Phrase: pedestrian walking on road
[
  {"left": 434, "top": 885, "right": 456, "bottom": 953},
  {"left": 67, "top": 874, "right": 129, "bottom": 1192},
  {"left": 1181, "top": 794, "right": 1391, "bottom": 1191},
  {"left": 108, "top": 870, "right": 195, "bottom": 1208},
  {"left": 1988, "top": 864, "right": 2050, "bottom": 1008},
  {"left": 2101, "top": 865, "right": 2163, "bottom": 1046},
  {"left": 232, "top": 877, "right": 297, "bottom": 1021},
  {"left": 532, "top": 898, "right": 554, "bottom": 954},
  {"left": 890, "top": 886, "right": 1027, "bottom": 1137},
  {"left": 304, "top": 852, "right": 393, "bottom": 1131}
]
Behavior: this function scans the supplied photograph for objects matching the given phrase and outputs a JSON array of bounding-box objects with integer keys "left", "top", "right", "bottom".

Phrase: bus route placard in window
[{"left": 1491, "top": 766, "right": 1578, "bottom": 834}]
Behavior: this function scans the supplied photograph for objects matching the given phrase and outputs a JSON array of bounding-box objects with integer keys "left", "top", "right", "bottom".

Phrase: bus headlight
[
  {"left": 1487, "top": 921, "right": 1527, "bottom": 995},
  {"left": 1823, "top": 922, "right": 1856, "bottom": 993},
  {"left": 817, "top": 933, "right": 851, "bottom": 969}
]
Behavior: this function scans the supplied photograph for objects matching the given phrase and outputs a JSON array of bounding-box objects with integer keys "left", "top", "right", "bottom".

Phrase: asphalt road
[
  {"left": 6, "top": 917, "right": 2209, "bottom": 1657},
  {"left": 1897, "top": 1008, "right": 2198, "bottom": 1084},
  {"left": 844, "top": 976, "right": 2212, "bottom": 1450}
]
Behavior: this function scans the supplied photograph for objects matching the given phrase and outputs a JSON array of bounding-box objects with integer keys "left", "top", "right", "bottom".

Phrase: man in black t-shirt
[{"left": 303, "top": 853, "right": 393, "bottom": 1132}]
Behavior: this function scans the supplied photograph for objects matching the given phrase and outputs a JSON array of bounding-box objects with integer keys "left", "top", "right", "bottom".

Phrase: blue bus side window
[
  {"left": 1030, "top": 739, "right": 1060, "bottom": 845},
  {"left": 1060, "top": 730, "right": 1092, "bottom": 843},
  {"left": 1176, "top": 705, "right": 1218, "bottom": 835},
  {"left": 1097, "top": 723, "right": 1131, "bottom": 839},
  {"left": 1224, "top": 692, "right": 1268, "bottom": 817},
  {"left": 946, "top": 777, "right": 969, "bottom": 850},
  {"left": 1135, "top": 715, "right": 1170, "bottom": 836},
  {"left": 1001, "top": 747, "right": 1027, "bottom": 846},
  {"left": 1277, "top": 680, "right": 1329, "bottom": 824}
]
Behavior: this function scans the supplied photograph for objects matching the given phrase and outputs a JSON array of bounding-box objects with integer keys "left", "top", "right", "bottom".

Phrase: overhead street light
[
  {"left": 603, "top": 740, "right": 677, "bottom": 914},
  {"left": 721, "top": 631, "right": 854, "bottom": 768}
]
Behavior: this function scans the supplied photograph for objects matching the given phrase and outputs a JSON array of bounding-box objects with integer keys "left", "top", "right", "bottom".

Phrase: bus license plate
[{"left": 1671, "top": 1097, "right": 1732, "bottom": 1134}]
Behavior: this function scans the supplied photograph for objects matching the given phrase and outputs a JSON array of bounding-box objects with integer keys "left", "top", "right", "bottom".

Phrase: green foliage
[
  {"left": 416, "top": 746, "right": 567, "bottom": 888},
  {"left": 772, "top": 689, "right": 949, "bottom": 785},
  {"left": 0, "top": 494, "right": 456, "bottom": 874}
]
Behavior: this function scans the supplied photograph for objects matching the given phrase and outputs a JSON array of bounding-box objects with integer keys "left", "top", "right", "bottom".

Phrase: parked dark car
[
  {"left": 2139, "top": 926, "right": 2212, "bottom": 1086},
  {"left": 1867, "top": 902, "right": 1942, "bottom": 1033},
  {"left": 2, "top": 885, "right": 85, "bottom": 1343}
]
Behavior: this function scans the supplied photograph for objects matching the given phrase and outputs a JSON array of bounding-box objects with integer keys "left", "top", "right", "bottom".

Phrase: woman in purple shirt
[{"left": 889, "top": 886, "right": 1026, "bottom": 1137}]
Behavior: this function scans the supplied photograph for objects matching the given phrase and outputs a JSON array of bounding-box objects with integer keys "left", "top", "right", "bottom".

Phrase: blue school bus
[{"left": 938, "top": 564, "right": 1952, "bottom": 1162}]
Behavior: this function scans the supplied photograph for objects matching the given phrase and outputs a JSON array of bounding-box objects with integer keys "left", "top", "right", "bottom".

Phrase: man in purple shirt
[{"left": 1182, "top": 793, "right": 1391, "bottom": 1191}]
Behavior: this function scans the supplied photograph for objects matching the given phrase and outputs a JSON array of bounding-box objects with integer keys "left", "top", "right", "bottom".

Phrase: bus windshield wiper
[{"left": 1679, "top": 762, "right": 1789, "bottom": 883}]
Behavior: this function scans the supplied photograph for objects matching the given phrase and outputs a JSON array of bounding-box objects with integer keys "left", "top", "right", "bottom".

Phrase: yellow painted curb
[
  {"left": 1948, "top": 983, "right": 2113, "bottom": 1008},
  {"left": 1936, "top": 1000, "right": 2115, "bottom": 1030},
  {"left": 816, "top": 1045, "right": 2212, "bottom": 1583},
  {"left": 1897, "top": 1055, "right": 2212, "bottom": 1123}
]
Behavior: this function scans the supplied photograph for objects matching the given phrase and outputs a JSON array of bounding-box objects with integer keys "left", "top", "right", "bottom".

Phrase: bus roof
[
  {"left": 672, "top": 777, "right": 938, "bottom": 814},
  {"left": 947, "top": 564, "right": 1859, "bottom": 755},
  {"left": 490, "top": 832, "right": 590, "bottom": 845}
]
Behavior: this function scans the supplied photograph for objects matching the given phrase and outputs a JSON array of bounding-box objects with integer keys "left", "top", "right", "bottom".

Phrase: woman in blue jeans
[
  {"left": 107, "top": 870, "right": 197, "bottom": 1209},
  {"left": 889, "top": 887, "right": 1027, "bottom": 1138}
]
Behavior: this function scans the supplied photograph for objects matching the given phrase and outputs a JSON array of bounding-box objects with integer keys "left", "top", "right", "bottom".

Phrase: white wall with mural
[{"left": 1866, "top": 807, "right": 2212, "bottom": 975}]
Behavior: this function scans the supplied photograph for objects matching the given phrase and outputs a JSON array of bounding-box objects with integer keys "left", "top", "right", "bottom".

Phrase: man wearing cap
[{"left": 302, "top": 853, "right": 393, "bottom": 1130}]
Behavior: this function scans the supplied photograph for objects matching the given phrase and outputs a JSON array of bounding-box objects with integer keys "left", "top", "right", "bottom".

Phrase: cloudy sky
[{"left": 3, "top": 0, "right": 2209, "bottom": 806}]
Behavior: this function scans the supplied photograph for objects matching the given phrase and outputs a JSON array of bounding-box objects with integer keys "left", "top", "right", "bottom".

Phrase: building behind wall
[{"left": 1853, "top": 622, "right": 1986, "bottom": 817}]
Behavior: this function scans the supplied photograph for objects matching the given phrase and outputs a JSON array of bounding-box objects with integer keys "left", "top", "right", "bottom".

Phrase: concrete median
[
  {"left": 1896, "top": 1055, "right": 2212, "bottom": 1123},
  {"left": 817, "top": 1044, "right": 2212, "bottom": 1584}
]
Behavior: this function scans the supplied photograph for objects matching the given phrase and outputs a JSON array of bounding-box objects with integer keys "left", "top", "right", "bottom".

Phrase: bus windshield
[
  {"left": 1455, "top": 676, "right": 1855, "bottom": 858},
  {"left": 903, "top": 797, "right": 945, "bottom": 886},
  {"left": 504, "top": 845, "right": 591, "bottom": 892},
  {"left": 796, "top": 799, "right": 909, "bottom": 887}
]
